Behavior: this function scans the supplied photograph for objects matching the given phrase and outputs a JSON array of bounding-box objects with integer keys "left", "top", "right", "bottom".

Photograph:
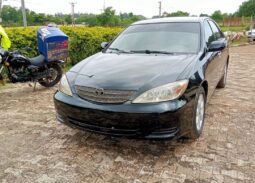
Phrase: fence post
[{"left": 251, "top": 16, "right": 254, "bottom": 44}]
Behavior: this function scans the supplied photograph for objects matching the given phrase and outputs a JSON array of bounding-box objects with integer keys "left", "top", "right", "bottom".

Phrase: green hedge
[{"left": 5, "top": 26, "right": 123, "bottom": 66}]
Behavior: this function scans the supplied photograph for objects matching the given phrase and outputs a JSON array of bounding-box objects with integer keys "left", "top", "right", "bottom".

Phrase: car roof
[{"left": 132, "top": 17, "right": 210, "bottom": 25}]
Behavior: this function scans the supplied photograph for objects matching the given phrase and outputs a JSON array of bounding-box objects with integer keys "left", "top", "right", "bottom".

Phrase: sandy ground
[{"left": 0, "top": 45, "right": 254, "bottom": 183}]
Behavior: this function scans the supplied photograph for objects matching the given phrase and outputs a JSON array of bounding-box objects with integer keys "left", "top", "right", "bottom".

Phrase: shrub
[
  {"left": 6, "top": 27, "right": 39, "bottom": 57},
  {"left": 5, "top": 26, "right": 123, "bottom": 66}
]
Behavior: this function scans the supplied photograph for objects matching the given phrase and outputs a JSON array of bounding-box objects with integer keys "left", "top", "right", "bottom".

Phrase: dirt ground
[{"left": 0, "top": 45, "right": 254, "bottom": 183}]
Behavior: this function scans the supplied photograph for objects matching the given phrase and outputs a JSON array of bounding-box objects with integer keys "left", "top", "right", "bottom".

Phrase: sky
[{"left": 3, "top": 0, "right": 247, "bottom": 18}]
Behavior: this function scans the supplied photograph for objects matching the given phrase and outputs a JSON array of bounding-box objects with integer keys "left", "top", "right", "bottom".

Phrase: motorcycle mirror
[{"left": 25, "top": 47, "right": 33, "bottom": 52}]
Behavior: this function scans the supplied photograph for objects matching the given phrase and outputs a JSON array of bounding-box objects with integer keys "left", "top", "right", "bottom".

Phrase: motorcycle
[{"left": 0, "top": 47, "right": 63, "bottom": 88}]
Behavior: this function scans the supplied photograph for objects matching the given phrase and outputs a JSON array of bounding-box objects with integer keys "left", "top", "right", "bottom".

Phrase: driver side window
[
  {"left": 208, "top": 20, "right": 224, "bottom": 40},
  {"left": 204, "top": 21, "right": 214, "bottom": 46}
]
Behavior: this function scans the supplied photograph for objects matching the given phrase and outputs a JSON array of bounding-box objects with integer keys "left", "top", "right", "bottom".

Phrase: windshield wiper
[
  {"left": 130, "top": 50, "right": 174, "bottom": 55},
  {"left": 107, "top": 48, "right": 131, "bottom": 54}
]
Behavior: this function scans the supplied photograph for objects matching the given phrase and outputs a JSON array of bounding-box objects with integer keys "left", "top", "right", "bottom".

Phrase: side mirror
[
  {"left": 25, "top": 47, "right": 33, "bottom": 52},
  {"left": 208, "top": 40, "right": 226, "bottom": 52},
  {"left": 101, "top": 42, "right": 108, "bottom": 49}
]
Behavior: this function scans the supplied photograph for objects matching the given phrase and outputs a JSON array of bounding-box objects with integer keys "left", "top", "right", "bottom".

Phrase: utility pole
[
  {"left": 158, "top": 1, "right": 162, "bottom": 18},
  {"left": 21, "top": 0, "right": 27, "bottom": 27},
  {"left": 70, "top": 2, "right": 76, "bottom": 26},
  {"left": 0, "top": 0, "right": 3, "bottom": 22},
  {"left": 103, "top": 0, "right": 106, "bottom": 11},
  {"left": 252, "top": 0, "right": 255, "bottom": 27},
  {"left": 0, "top": 0, "right": 2, "bottom": 15}
]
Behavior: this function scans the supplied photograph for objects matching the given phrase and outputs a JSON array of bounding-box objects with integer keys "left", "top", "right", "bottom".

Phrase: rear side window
[
  {"left": 204, "top": 21, "right": 214, "bottom": 46},
  {"left": 208, "top": 21, "right": 223, "bottom": 40}
]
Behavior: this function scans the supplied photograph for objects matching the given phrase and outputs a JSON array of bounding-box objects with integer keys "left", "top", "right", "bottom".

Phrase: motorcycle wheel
[{"left": 38, "top": 64, "right": 62, "bottom": 87}]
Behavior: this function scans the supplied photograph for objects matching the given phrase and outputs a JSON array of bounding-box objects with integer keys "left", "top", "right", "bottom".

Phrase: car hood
[{"left": 73, "top": 53, "right": 197, "bottom": 91}]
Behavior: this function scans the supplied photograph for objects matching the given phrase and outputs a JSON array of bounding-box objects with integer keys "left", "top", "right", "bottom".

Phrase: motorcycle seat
[{"left": 30, "top": 55, "right": 45, "bottom": 66}]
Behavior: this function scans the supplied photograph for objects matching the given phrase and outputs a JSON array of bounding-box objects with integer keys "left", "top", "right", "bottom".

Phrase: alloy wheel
[
  {"left": 44, "top": 68, "right": 58, "bottom": 84},
  {"left": 196, "top": 94, "right": 205, "bottom": 131}
]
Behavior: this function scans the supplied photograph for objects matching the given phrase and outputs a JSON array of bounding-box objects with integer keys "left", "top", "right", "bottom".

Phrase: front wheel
[
  {"left": 185, "top": 87, "right": 206, "bottom": 140},
  {"left": 217, "top": 64, "right": 228, "bottom": 88},
  {"left": 38, "top": 64, "right": 62, "bottom": 87}
]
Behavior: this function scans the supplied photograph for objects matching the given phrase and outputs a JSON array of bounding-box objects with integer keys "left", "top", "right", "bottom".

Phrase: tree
[
  {"left": 200, "top": 13, "right": 209, "bottom": 17},
  {"left": 76, "top": 14, "right": 98, "bottom": 26},
  {"left": 211, "top": 10, "right": 229, "bottom": 23},
  {"left": 211, "top": 10, "right": 224, "bottom": 22},
  {"left": 236, "top": 0, "right": 255, "bottom": 16},
  {"left": 0, "top": 5, "right": 144, "bottom": 27},
  {"left": 96, "top": 7, "right": 120, "bottom": 26},
  {"left": 1, "top": 6, "right": 22, "bottom": 26},
  {"left": 119, "top": 12, "right": 144, "bottom": 26},
  {"left": 167, "top": 11, "right": 189, "bottom": 17},
  {"left": 64, "top": 15, "right": 72, "bottom": 24}
]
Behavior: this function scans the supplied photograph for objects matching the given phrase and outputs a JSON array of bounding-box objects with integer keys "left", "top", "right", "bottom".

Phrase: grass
[
  {"left": 229, "top": 36, "right": 250, "bottom": 46},
  {"left": 219, "top": 25, "right": 250, "bottom": 46},
  {"left": 220, "top": 26, "right": 249, "bottom": 32}
]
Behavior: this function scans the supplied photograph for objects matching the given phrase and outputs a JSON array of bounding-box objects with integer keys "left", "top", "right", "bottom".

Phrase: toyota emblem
[{"left": 95, "top": 88, "right": 104, "bottom": 95}]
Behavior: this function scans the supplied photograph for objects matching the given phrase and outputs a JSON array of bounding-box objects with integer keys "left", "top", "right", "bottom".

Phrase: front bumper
[{"left": 54, "top": 92, "right": 195, "bottom": 139}]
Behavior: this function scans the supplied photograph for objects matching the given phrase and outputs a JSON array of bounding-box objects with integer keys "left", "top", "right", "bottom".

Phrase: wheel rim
[
  {"left": 196, "top": 94, "right": 205, "bottom": 131},
  {"left": 43, "top": 68, "right": 58, "bottom": 84}
]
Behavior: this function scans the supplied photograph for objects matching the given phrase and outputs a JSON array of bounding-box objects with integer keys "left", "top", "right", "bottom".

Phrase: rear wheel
[
  {"left": 38, "top": 64, "right": 62, "bottom": 87},
  {"left": 185, "top": 87, "right": 206, "bottom": 140},
  {"left": 0, "top": 73, "right": 4, "bottom": 85}
]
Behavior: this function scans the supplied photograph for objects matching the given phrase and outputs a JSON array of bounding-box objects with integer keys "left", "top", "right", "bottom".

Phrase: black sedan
[{"left": 54, "top": 17, "right": 229, "bottom": 139}]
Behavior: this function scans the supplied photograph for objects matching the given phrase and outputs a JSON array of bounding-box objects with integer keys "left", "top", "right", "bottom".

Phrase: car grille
[{"left": 75, "top": 85, "right": 136, "bottom": 104}]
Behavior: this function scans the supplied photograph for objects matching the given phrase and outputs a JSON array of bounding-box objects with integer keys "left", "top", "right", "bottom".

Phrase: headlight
[
  {"left": 133, "top": 80, "right": 188, "bottom": 103},
  {"left": 59, "top": 75, "right": 72, "bottom": 96}
]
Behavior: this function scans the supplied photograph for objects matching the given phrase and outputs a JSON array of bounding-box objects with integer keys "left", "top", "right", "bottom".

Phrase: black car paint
[
  {"left": 73, "top": 53, "right": 197, "bottom": 92},
  {"left": 54, "top": 17, "right": 229, "bottom": 139}
]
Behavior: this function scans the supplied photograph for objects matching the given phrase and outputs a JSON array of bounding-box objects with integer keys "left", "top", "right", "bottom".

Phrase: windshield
[{"left": 106, "top": 22, "right": 201, "bottom": 54}]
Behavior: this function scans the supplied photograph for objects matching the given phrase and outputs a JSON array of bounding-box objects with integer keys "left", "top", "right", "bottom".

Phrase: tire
[
  {"left": 38, "top": 64, "right": 62, "bottom": 88},
  {"left": 185, "top": 87, "right": 206, "bottom": 140},
  {"left": 0, "top": 73, "right": 5, "bottom": 85},
  {"left": 217, "top": 64, "right": 228, "bottom": 88}
]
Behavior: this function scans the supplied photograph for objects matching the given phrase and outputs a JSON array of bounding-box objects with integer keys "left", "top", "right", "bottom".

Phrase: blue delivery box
[{"left": 37, "top": 27, "right": 68, "bottom": 62}]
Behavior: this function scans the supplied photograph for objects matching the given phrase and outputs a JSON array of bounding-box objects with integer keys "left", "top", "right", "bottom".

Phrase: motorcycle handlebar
[
  {"left": 0, "top": 48, "right": 9, "bottom": 57},
  {"left": 0, "top": 46, "right": 32, "bottom": 57}
]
